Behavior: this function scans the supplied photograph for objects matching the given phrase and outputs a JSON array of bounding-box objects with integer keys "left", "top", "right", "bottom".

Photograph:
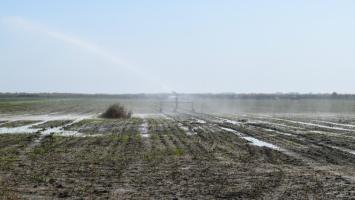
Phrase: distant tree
[{"left": 331, "top": 92, "right": 338, "bottom": 97}]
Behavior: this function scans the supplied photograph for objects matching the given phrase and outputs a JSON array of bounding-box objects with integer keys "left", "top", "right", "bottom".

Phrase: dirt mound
[{"left": 100, "top": 104, "right": 132, "bottom": 119}]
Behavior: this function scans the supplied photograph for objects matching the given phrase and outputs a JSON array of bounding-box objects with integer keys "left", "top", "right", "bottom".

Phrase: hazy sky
[{"left": 1, "top": 1, "right": 355, "bottom": 94}]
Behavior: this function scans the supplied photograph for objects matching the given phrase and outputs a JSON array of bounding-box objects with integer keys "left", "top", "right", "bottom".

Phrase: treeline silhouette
[{"left": 0, "top": 92, "right": 354, "bottom": 100}]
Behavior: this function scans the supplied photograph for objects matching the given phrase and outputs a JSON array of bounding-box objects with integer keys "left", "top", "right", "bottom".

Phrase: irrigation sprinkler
[{"left": 157, "top": 92, "right": 195, "bottom": 113}]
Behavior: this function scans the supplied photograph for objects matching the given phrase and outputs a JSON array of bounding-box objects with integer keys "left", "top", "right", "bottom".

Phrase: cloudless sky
[{"left": 1, "top": 0, "right": 355, "bottom": 93}]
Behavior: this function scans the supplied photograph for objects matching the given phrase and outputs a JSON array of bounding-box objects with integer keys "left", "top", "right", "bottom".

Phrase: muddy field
[{"left": 0, "top": 111, "right": 354, "bottom": 199}]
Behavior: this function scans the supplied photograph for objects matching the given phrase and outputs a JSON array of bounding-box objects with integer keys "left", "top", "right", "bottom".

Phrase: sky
[{"left": 1, "top": 0, "right": 355, "bottom": 94}]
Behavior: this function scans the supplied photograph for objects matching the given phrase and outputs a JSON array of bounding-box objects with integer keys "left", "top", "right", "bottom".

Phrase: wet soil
[{"left": 0, "top": 114, "right": 354, "bottom": 199}]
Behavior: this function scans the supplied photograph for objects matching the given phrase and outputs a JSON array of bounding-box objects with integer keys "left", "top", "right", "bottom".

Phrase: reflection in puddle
[
  {"left": 178, "top": 123, "right": 197, "bottom": 136},
  {"left": 0, "top": 121, "right": 44, "bottom": 134},
  {"left": 0, "top": 116, "right": 92, "bottom": 137},
  {"left": 220, "top": 126, "right": 280, "bottom": 150},
  {"left": 139, "top": 120, "right": 149, "bottom": 138}
]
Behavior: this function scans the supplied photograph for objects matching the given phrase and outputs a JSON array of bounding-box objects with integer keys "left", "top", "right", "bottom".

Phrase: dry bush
[{"left": 100, "top": 104, "right": 132, "bottom": 119}]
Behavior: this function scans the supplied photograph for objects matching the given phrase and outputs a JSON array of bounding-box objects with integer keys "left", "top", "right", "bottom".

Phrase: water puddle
[
  {"left": 139, "top": 120, "right": 149, "bottom": 138},
  {"left": 29, "top": 117, "right": 93, "bottom": 146},
  {"left": 216, "top": 117, "right": 241, "bottom": 125},
  {"left": 220, "top": 127, "right": 242, "bottom": 136},
  {"left": 134, "top": 113, "right": 169, "bottom": 119},
  {"left": 162, "top": 115, "right": 174, "bottom": 121},
  {"left": 271, "top": 118, "right": 355, "bottom": 133},
  {"left": 49, "top": 117, "right": 92, "bottom": 136},
  {"left": 262, "top": 128, "right": 293, "bottom": 136},
  {"left": 0, "top": 121, "right": 44, "bottom": 134},
  {"left": 242, "top": 137, "right": 279, "bottom": 150},
  {"left": 0, "top": 115, "right": 92, "bottom": 137},
  {"left": 250, "top": 121, "right": 301, "bottom": 130},
  {"left": 220, "top": 126, "right": 281, "bottom": 150},
  {"left": 195, "top": 119, "right": 206, "bottom": 124},
  {"left": 0, "top": 113, "right": 95, "bottom": 121},
  {"left": 178, "top": 123, "right": 196, "bottom": 135},
  {"left": 312, "top": 120, "right": 355, "bottom": 129}
]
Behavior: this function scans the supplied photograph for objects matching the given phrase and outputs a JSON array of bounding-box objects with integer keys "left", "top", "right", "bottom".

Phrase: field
[{"left": 0, "top": 97, "right": 355, "bottom": 199}]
